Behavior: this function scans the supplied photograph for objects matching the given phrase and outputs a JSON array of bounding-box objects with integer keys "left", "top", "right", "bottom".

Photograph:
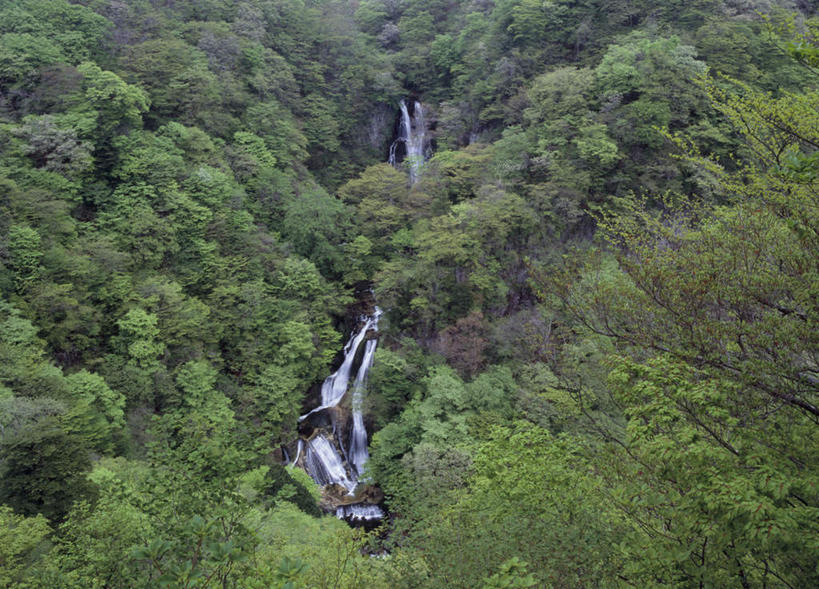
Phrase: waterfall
[
  {"left": 349, "top": 309, "right": 380, "bottom": 476},
  {"left": 305, "top": 434, "right": 356, "bottom": 492},
  {"left": 299, "top": 314, "right": 376, "bottom": 421},
  {"left": 336, "top": 504, "right": 384, "bottom": 522},
  {"left": 387, "top": 104, "right": 405, "bottom": 167},
  {"left": 296, "top": 308, "right": 385, "bottom": 522},
  {"left": 388, "top": 99, "right": 428, "bottom": 184},
  {"left": 291, "top": 439, "right": 304, "bottom": 466},
  {"left": 408, "top": 101, "right": 427, "bottom": 183}
]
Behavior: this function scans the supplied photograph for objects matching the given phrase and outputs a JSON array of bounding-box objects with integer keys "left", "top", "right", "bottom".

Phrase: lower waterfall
[{"left": 295, "top": 307, "right": 384, "bottom": 524}]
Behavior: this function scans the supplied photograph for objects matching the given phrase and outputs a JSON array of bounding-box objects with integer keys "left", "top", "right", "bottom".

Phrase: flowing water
[
  {"left": 388, "top": 99, "right": 428, "bottom": 183},
  {"left": 292, "top": 439, "right": 304, "bottom": 466},
  {"left": 336, "top": 504, "right": 384, "bottom": 522},
  {"left": 304, "top": 434, "right": 356, "bottom": 492},
  {"left": 299, "top": 312, "right": 378, "bottom": 422},
  {"left": 297, "top": 308, "right": 385, "bottom": 522},
  {"left": 349, "top": 309, "right": 381, "bottom": 477}
]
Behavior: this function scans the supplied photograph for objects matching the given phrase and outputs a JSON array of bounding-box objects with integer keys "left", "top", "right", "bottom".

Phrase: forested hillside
[{"left": 0, "top": 1, "right": 817, "bottom": 587}]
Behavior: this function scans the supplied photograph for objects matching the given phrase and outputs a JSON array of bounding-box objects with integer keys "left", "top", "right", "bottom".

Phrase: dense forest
[{"left": 0, "top": 0, "right": 817, "bottom": 587}]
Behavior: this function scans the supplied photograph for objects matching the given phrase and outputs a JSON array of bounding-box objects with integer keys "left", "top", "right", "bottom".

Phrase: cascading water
[
  {"left": 349, "top": 313, "right": 380, "bottom": 477},
  {"left": 336, "top": 503, "right": 384, "bottom": 522},
  {"left": 304, "top": 434, "right": 356, "bottom": 492},
  {"left": 388, "top": 99, "right": 428, "bottom": 184},
  {"left": 408, "top": 101, "right": 428, "bottom": 181},
  {"left": 387, "top": 112, "right": 403, "bottom": 167},
  {"left": 291, "top": 439, "right": 304, "bottom": 466},
  {"left": 295, "top": 308, "right": 385, "bottom": 523},
  {"left": 299, "top": 314, "right": 376, "bottom": 422}
]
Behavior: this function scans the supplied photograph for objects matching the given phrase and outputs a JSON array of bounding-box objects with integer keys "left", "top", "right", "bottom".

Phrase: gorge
[{"left": 292, "top": 97, "right": 431, "bottom": 524}]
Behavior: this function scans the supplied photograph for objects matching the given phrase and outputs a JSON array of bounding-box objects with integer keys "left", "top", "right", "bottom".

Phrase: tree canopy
[{"left": 0, "top": 0, "right": 817, "bottom": 586}]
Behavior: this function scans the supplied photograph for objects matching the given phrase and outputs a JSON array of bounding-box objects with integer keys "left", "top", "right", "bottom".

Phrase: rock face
[{"left": 319, "top": 482, "right": 384, "bottom": 511}]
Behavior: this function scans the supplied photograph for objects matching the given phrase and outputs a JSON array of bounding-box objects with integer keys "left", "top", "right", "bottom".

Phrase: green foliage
[
  {"left": 131, "top": 513, "right": 252, "bottom": 588},
  {"left": 393, "top": 423, "right": 623, "bottom": 587},
  {"left": 0, "top": 413, "right": 93, "bottom": 521},
  {"left": 115, "top": 308, "right": 165, "bottom": 369},
  {"left": 281, "top": 186, "right": 352, "bottom": 277},
  {"left": 1, "top": 1, "right": 817, "bottom": 586},
  {"left": 249, "top": 503, "right": 390, "bottom": 589},
  {"left": 6, "top": 224, "right": 42, "bottom": 291},
  {"left": 66, "top": 370, "right": 125, "bottom": 433},
  {"left": 481, "top": 558, "right": 537, "bottom": 589},
  {"left": 0, "top": 505, "right": 51, "bottom": 587},
  {"left": 0, "top": 33, "right": 63, "bottom": 90},
  {"left": 542, "top": 31, "right": 819, "bottom": 586},
  {"left": 338, "top": 163, "right": 420, "bottom": 255},
  {"left": 285, "top": 466, "right": 322, "bottom": 505},
  {"left": 55, "top": 464, "right": 155, "bottom": 587},
  {"left": 12, "top": 115, "right": 93, "bottom": 185},
  {"left": 603, "top": 355, "right": 819, "bottom": 586},
  {"left": 0, "top": 299, "right": 66, "bottom": 397},
  {"left": 73, "top": 62, "right": 149, "bottom": 148},
  {"left": 367, "top": 347, "right": 419, "bottom": 426},
  {"left": 0, "top": 0, "right": 109, "bottom": 64},
  {"left": 264, "top": 464, "right": 322, "bottom": 517}
]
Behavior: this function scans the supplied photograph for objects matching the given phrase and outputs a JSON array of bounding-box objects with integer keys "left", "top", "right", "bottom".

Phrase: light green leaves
[{"left": 116, "top": 309, "right": 164, "bottom": 369}]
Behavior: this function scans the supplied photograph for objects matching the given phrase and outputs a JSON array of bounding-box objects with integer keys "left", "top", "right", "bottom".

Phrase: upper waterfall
[{"left": 388, "top": 99, "right": 429, "bottom": 184}]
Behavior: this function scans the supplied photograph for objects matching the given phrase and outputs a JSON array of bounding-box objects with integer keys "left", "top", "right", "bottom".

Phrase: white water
[
  {"left": 387, "top": 101, "right": 410, "bottom": 166},
  {"left": 388, "top": 99, "right": 428, "bottom": 183},
  {"left": 299, "top": 314, "right": 376, "bottom": 421},
  {"left": 305, "top": 434, "right": 356, "bottom": 492},
  {"left": 336, "top": 503, "right": 384, "bottom": 521},
  {"left": 291, "top": 439, "right": 304, "bottom": 466},
  {"left": 349, "top": 309, "right": 381, "bottom": 476},
  {"left": 297, "top": 309, "right": 385, "bottom": 520}
]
